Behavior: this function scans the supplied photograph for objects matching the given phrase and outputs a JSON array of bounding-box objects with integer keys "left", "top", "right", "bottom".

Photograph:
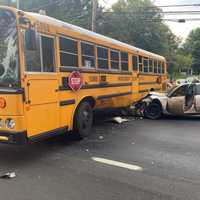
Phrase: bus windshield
[{"left": 0, "top": 9, "right": 19, "bottom": 87}]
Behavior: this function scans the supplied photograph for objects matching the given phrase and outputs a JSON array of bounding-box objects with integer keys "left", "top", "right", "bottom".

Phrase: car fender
[{"left": 145, "top": 94, "right": 169, "bottom": 114}]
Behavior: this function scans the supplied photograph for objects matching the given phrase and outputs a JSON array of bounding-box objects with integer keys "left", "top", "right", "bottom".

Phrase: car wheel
[
  {"left": 73, "top": 101, "right": 93, "bottom": 139},
  {"left": 144, "top": 102, "right": 162, "bottom": 120}
]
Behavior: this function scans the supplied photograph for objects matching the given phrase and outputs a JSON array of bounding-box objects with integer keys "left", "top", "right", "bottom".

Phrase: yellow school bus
[{"left": 0, "top": 6, "right": 167, "bottom": 144}]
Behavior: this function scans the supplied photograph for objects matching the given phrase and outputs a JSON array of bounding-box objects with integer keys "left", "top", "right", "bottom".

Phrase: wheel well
[
  {"left": 79, "top": 96, "right": 96, "bottom": 108},
  {"left": 72, "top": 96, "right": 95, "bottom": 130},
  {"left": 152, "top": 99, "right": 162, "bottom": 109}
]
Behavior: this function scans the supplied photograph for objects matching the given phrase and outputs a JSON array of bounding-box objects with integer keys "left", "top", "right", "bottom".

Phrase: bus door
[{"left": 24, "top": 34, "right": 59, "bottom": 137}]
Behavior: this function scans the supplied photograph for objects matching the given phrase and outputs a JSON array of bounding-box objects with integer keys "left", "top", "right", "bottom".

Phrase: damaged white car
[{"left": 136, "top": 83, "right": 200, "bottom": 119}]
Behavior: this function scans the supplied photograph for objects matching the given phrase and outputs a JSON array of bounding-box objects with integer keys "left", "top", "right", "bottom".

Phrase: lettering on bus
[
  {"left": 89, "top": 76, "right": 98, "bottom": 82},
  {"left": 118, "top": 76, "right": 131, "bottom": 81}
]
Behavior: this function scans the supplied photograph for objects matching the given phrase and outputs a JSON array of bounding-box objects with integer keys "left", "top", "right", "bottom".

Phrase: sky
[{"left": 99, "top": 0, "right": 200, "bottom": 40}]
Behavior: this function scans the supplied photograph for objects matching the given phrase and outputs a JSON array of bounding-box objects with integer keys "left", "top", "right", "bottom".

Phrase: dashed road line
[{"left": 92, "top": 157, "right": 143, "bottom": 171}]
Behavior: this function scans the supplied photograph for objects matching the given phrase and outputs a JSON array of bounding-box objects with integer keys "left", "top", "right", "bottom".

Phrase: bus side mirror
[{"left": 25, "top": 28, "right": 37, "bottom": 51}]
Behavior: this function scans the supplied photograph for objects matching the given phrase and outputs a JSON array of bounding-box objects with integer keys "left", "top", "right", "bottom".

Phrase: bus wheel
[
  {"left": 73, "top": 101, "right": 93, "bottom": 139},
  {"left": 144, "top": 102, "right": 162, "bottom": 120}
]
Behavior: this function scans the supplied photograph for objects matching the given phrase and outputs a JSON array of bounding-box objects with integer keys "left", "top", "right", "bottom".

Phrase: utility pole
[
  {"left": 92, "top": 0, "right": 97, "bottom": 32},
  {"left": 16, "top": 0, "right": 20, "bottom": 9}
]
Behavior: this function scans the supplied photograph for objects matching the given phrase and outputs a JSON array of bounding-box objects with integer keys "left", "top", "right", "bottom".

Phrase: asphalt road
[{"left": 0, "top": 114, "right": 200, "bottom": 200}]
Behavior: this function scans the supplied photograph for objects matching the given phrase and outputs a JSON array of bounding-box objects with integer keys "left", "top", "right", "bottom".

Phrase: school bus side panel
[{"left": 25, "top": 74, "right": 60, "bottom": 137}]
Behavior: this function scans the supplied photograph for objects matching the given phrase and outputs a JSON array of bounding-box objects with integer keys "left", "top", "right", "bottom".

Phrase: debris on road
[
  {"left": 99, "top": 136, "right": 104, "bottom": 140},
  {"left": 106, "top": 117, "right": 130, "bottom": 124},
  {"left": 0, "top": 172, "right": 16, "bottom": 179},
  {"left": 131, "top": 142, "right": 135, "bottom": 145}
]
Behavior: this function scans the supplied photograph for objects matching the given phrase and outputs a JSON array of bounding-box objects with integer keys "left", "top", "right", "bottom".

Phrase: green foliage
[
  {"left": 175, "top": 54, "right": 192, "bottom": 70},
  {"left": 97, "top": 0, "right": 179, "bottom": 59},
  {"left": 0, "top": 0, "right": 15, "bottom": 7},
  {"left": 0, "top": 0, "right": 101, "bottom": 29},
  {"left": 170, "top": 53, "right": 192, "bottom": 78},
  {"left": 0, "top": 0, "right": 180, "bottom": 75},
  {"left": 183, "top": 28, "right": 200, "bottom": 74}
]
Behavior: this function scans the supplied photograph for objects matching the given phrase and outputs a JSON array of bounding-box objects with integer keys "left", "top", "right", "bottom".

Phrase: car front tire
[{"left": 144, "top": 102, "right": 162, "bottom": 120}]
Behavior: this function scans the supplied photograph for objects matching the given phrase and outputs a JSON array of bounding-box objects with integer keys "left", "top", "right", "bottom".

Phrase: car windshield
[
  {"left": 167, "top": 85, "right": 178, "bottom": 97},
  {"left": 0, "top": 9, "right": 19, "bottom": 87}
]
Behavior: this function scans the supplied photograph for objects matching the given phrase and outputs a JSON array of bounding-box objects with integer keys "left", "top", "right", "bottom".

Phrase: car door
[
  {"left": 183, "top": 84, "right": 196, "bottom": 114},
  {"left": 194, "top": 84, "right": 200, "bottom": 113},
  {"left": 167, "top": 85, "right": 188, "bottom": 114}
]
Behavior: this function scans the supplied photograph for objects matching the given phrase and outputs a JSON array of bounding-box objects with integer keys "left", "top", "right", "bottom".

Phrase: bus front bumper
[{"left": 0, "top": 130, "right": 28, "bottom": 144}]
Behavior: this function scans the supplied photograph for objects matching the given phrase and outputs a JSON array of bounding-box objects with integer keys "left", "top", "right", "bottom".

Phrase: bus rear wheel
[
  {"left": 144, "top": 102, "right": 162, "bottom": 120},
  {"left": 73, "top": 101, "right": 93, "bottom": 139}
]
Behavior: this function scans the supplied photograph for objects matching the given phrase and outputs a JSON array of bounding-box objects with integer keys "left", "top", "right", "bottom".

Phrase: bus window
[
  {"left": 41, "top": 36, "right": 55, "bottom": 72},
  {"left": 121, "top": 52, "right": 129, "bottom": 71},
  {"left": 81, "top": 42, "right": 95, "bottom": 68},
  {"left": 59, "top": 37, "right": 78, "bottom": 67},
  {"left": 143, "top": 58, "right": 149, "bottom": 73},
  {"left": 110, "top": 49, "right": 119, "bottom": 70},
  {"left": 158, "top": 61, "right": 162, "bottom": 74},
  {"left": 139, "top": 56, "right": 143, "bottom": 72},
  {"left": 24, "top": 32, "right": 41, "bottom": 72},
  {"left": 149, "top": 59, "right": 153, "bottom": 73},
  {"left": 97, "top": 46, "right": 108, "bottom": 69},
  {"left": 132, "top": 55, "right": 138, "bottom": 71},
  {"left": 154, "top": 60, "right": 158, "bottom": 73},
  {"left": 162, "top": 62, "right": 165, "bottom": 74}
]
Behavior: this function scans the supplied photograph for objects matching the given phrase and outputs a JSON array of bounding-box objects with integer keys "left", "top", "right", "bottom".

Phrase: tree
[
  {"left": 184, "top": 28, "right": 200, "bottom": 74},
  {"left": 174, "top": 54, "right": 193, "bottom": 76},
  {"left": 97, "top": 0, "right": 179, "bottom": 59},
  {"left": 0, "top": 0, "right": 179, "bottom": 76},
  {"left": 0, "top": 0, "right": 103, "bottom": 30}
]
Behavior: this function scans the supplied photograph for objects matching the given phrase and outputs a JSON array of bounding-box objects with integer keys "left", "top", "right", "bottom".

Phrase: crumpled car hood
[{"left": 149, "top": 92, "right": 167, "bottom": 98}]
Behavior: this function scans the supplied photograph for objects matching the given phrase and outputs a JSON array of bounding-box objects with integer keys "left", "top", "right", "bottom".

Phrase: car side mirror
[{"left": 25, "top": 28, "right": 37, "bottom": 51}]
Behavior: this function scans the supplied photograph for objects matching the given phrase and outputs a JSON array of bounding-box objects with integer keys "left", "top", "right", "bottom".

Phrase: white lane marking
[{"left": 92, "top": 157, "right": 143, "bottom": 171}]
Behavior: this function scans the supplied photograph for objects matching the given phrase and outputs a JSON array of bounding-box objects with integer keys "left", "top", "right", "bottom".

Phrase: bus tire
[
  {"left": 144, "top": 102, "right": 162, "bottom": 120},
  {"left": 73, "top": 101, "right": 93, "bottom": 139}
]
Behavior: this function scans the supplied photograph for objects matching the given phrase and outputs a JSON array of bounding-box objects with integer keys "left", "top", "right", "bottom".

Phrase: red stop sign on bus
[{"left": 68, "top": 71, "right": 83, "bottom": 91}]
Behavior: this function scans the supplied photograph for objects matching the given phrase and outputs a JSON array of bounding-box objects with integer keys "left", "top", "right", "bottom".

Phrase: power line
[
  {"left": 104, "top": 10, "right": 200, "bottom": 15},
  {"left": 162, "top": 11, "right": 200, "bottom": 15},
  {"left": 102, "top": 12, "right": 200, "bottom": 22},
  {"left": 28, "top": 1, "right": 200, "bottom": 23},
  {"left": 154, "top": 3, "right": 200, "bottom": 8}
]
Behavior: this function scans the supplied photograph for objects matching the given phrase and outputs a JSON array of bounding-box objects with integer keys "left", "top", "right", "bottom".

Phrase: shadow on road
[
  {"left": 161, "top": 115, "right": 200, "bottom": 121},
  {"left": 0, "top": 134, "right": 81, "bottom": 171},
  {"left": 0, "top": 111, "right": 199, "bottom": 170},
  {"left": 0, "top": 112, "right": 116, "bottom": 170}
]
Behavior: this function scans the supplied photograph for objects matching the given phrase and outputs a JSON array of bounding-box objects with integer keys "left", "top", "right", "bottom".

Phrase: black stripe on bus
[
  {"left": 60, "top": 99, "right": 76, "bottom": 107},
  {"left": 59, "top": 67, "right": 132, "bottom": 75},
  {"left": 0, "top": 88, "right": 24, "bottom": 94},
  {"left": 139, "top": 88, "right": 161, "bottom": 93},
  {"left": 59, "top": 82, "right": 132, "bottom": 91},
  {"left": 30, "top": 126, "right": 68, "bottom": 142},
  {"left": 154, "top": 88, "right": 161, "bottom": 91},
  {"left": 97, "top": 92, "right": 132, "bottom": 100},
  {"left": 139, "top": 73, "right": 164, "bottom": 76},
  {"left": 139, "top": 89, "right": 149, "bottom": 93},
  {"left": 139, "top": 82, "right": 158, "bottom": 85}
]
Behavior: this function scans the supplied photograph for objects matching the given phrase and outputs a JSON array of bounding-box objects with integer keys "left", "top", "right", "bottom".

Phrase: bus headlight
[{"left": 6, "top": 119, "right": 15, "bottom": 129}]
